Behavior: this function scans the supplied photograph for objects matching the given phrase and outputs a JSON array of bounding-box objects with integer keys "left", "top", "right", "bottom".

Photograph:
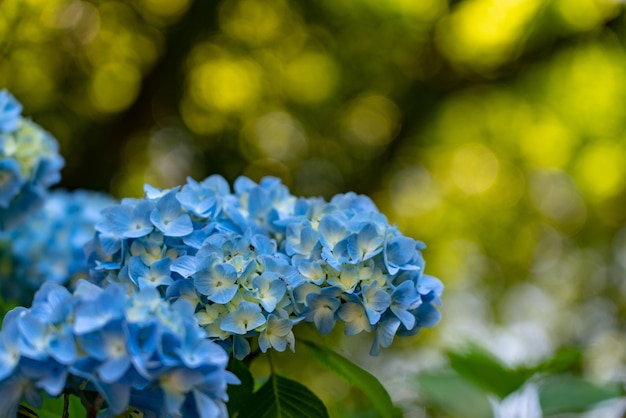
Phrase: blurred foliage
[
  {"left": 3, "top": 0, "right": 626, "bottom": 416},
  {"left": 416, "top": 346, "right": 625, "bottom": 417}
]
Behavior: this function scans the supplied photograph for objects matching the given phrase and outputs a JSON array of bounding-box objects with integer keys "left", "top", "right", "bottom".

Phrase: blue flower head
[
  {"left": 0, "top": 91, "right": 64, "bottom": 231},
  {"left": 0, "top": 190, "right": 115, "bottom": 305},
  {"left": 87, "top": 175, "right": 443, "bottom": 358},
  {"left": 0, "top": 281, "right": 236, "bottom": 417}
]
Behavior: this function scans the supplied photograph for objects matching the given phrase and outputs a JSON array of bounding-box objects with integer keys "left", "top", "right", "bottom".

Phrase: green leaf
[
  {"left": 417, "top": 371, "right": 492, "bottom": 418},
  {"left": 228, "top": 358, "right": 255, "bottom": 416},
  {"left": 529, "top": 347, "right": 582, "bottom": 375},
  {"left": 239, "top": 373, "right": 329, "bottom": 418},
  {"left": 539, "top": 376, "right": 625, "bottom": 415},
  {"left": 21, "top": 393, "right": 86, "bottom": 418},
  {"left": 18, "top": 405, "right": 39, "bottom": 418},
  {"left": 447, "top": 345, "right": 530, "bottom": 398},
  {"left": 301, "top": 340, "right": 394, "bottom": 418}
]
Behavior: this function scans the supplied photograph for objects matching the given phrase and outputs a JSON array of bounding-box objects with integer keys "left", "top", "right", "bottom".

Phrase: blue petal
[
  {"left": 98, "top": 356, "right": 131, "bottom": 383},
  {"left": 48, "top": 332, "right": 77, "bottom": 365},
  {"left": 318, "top": 214, "right": 347, "bottom": 248},
  {"left": 330, "top": 192, "right": 379, "bottom": 213},
  {"left": 150, "top": 191, "right": 193, "bottom": 237},
  {"left": 193, "top": 390, "right": 223, "bottom": 418},
  {"left": 369, "top": 317, "right": 400, "bottom": 356},
  {"left": 178, "top": 185, "right": 219, "bottom": 217},
  {"left": 356, "top": 223, "right": 384, "bottom": 260},
  {"left": 97, "top": 205, "right": 134, "bottom": 236},
  {"left": 33, "top": 153, "right": 64, "bottom": 188},
  {"left": 129, "top": 256, "right": 150, "bottom": 286},
  {"left": 252, "top": 274, "right": 286, "bottom": 312},
  {"left": 248, "top": 186, "right": 270, "bottom": 217},
  {"left": 201, "top": 174, "right": 231, "bottom": 195},
  {"left": 171, "top": 255, "right": 198, "bottom": 277},
  {"left": 391, "top": 280, "right": 420, "bottom": 309},
  {"left": 152, "top": 211, "right": 193, "bottom": 237},
  {"left": 144, "top": 183, "right": 167, "bottom": 199},
  {"left": 73, "top": 286, "right": 126, "bottom": 334},
  {"left": 220, "top": 301, "right": 265, "bottom": 335},
  {"left": 208, "top": 285, "right": 239, "bottom": 304},
  {"left": 35, "top": 361, "right": 68, "bottom": 396},
  {"left": 125, "top": 201, "right": 154, "bottom": 238},
  {"left": 151, "top": 257, "right": 172, "bottom": 277},
  {"left": 194, "top": 263, "right": 239, "bottom": 303},
  {"left": 362, "top": 282, "right": 391, "bottom": 322},
  {"left": 0, "top": 89, "right": 23, "bottom": 132},
  {"left": 303, "top": 294, "right": 340, "bottom": 335},
  {"left": 390, "top": 306, "right": 416, "bottom": 330},
  {"left": 232, "top": 335, "right": 251, "bottom": 360},
  {"left": 385, "top": 236, "right": 418, "bottom": 274},
  {"left": 418, "top": 274, "right": 444, "bottom": 305},
  {"left": 77, "top": 332, "right": 107, "bottom": 360},
  {"left": 98, "top": 233, "right": 122, "bottom": 255},
  {"left": 0, "top": 159, "right": 23, "bottom": 207},
  {"left": 233, "top": 176, "right": 256, "bottom": 195},
  {"left": 98, "top": 381, "right": 132, "bottom": 414},
  {"left": 0, "top": 375, "right": 31, "bottom": 418},
  {"left": 313, "top": 308, "right": 337, "bottom": 335},
  {"left": 415, "top": 303, "right": 441, "bottom": 328}
]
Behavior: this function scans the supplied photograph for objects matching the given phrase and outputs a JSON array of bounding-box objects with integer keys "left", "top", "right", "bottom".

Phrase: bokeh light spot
[
  {"left": 140, "top": 0, "right": 191, "bottom": 19},
  {"left": 284, "top": 52, "right": 338, "bottom": 104},
  {"left": 485, "top": 161, "right": 525, "bottom": 208},
  {"left": 89, "top": 63, "right": 141, "bottom": 113},
  {"left": 180, "top": 96, "right": 226, "bottom": 136},
  {"left": 343, "top": 93, "right": 400, "bottom": 148},
  {"left": 437, "top": 0, "right": 541, "bottom": 70},
  {"left": 520, "top": 117, "right": 575, "bottom": 168},
  {"left": 52, "top": 1, "right": 86, "bottom": 29},
  {"left": 544, "top": 44, "right": 626, "bottom": 138},
  {"left": 575, "top": 144, "right": 626, "bottom": 201},
  {"left": 11, "top": 63, "right": 56, "bottom": 109},
  {"left": 530, "top": 170, "right": 587, "bottom": 233},
  {"left": 451, "top": 142, "right": 500, "bottom": 194},
  {"left": 191, "top": 59, "right": 261, "bottom": 112},
  {"left": 148, "top": 128, "right": 199, "bottom": 188},
  {"left": 219, "top": 0, "right": 285, "bottom": 44},
  {"left": 554, "top": 0, "right": 619, "bottom": 32},
  {"left": 390, "top": 166, "right": 441, "bottom": 217},
  {"left": 383, "top": 0, "right": 445, "bottom": 20},
  {"left": 241, "top": 111, "right": 308, "bottom": 162}
]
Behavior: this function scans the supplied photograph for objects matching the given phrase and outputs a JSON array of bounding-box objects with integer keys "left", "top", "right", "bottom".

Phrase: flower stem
[
  {"left": 87, "top": 394, "right": 103, "bottom": 418},
  {"left": 62, "top": 392, "right": 69, "bottom": 418}
]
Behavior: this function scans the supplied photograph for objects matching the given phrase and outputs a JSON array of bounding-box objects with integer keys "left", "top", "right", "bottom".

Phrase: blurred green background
[{"left": 2, "top": 0, "right": 626, "bottom": 416}]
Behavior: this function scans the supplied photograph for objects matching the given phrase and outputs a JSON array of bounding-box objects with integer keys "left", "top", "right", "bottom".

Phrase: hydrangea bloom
[
  {"left": 0, "top": 90, "right": 64, "bottom": 231},
  {"left": 0, "top": 190, "right": 115, "bottom": 304},
  {"left": 0, "top": 280, "right": 236, "bottom": 418},
  {"left": 87, "top": 175, "right": 443, "bottom": 358}
]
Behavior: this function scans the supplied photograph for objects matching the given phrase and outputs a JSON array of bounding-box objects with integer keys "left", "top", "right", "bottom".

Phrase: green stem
[
  {"left": 268, "top": 352, "right": 282, "bottom": 418},
  {"left": 87, "top": 394, "right": 103, "bottom": 418},
  {"left": 67, "top": 376, "right": 92, "bottom": 412},
  {"left": 62, "top": 392, "right": 69, "bottom": 418}
]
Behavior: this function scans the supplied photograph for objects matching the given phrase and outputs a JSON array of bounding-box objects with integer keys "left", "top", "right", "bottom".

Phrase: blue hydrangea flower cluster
[
  {"left": 0, "top": 90, "right": 64, "bottom": 231},
  {"left": 0, "top": 190, "right": 115, "bottom": 304},
  {"left": 87, "top": 176, "right": 443, "bottom": 358},
  {"left": 0, "top": 280, "right": 236, "bottom": 418}
]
